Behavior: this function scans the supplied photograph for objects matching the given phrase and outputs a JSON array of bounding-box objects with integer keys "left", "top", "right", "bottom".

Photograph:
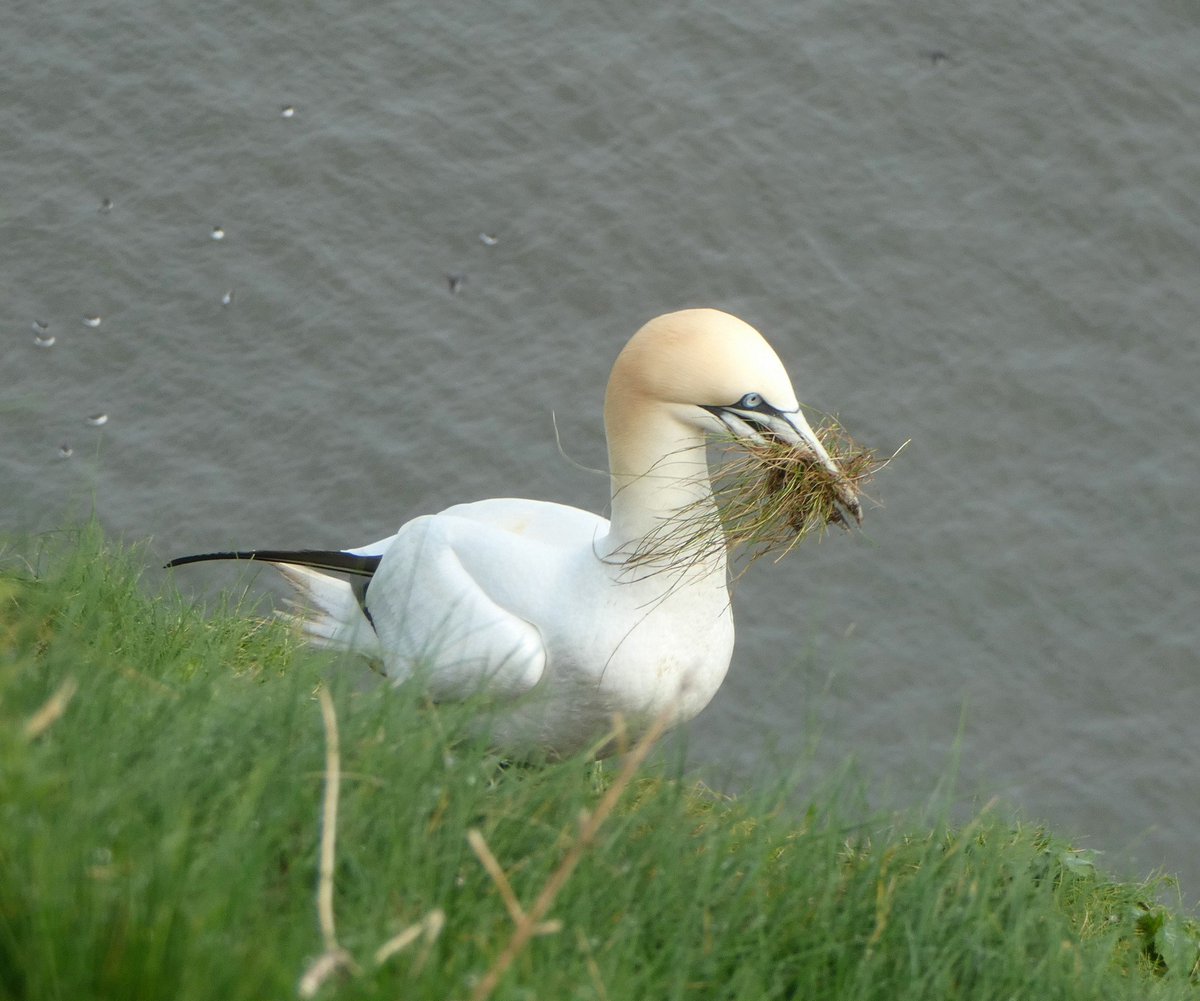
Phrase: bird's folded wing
[{"left": 366, "top": 515, "right": 548, "bottom": 702}]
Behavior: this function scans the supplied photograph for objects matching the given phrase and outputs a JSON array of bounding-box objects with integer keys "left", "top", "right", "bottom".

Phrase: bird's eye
[{"left": 739, "top": 392, "right": 764, "bottom": 410}]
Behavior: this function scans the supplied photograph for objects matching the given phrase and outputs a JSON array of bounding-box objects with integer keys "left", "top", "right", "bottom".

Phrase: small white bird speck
[
  {"left": 281, "top": 105, "right": 296, "bottom": 118},
  {"left": 86, "top": 413, "right": 109, "bottom": 427},
  {"left": 479, "top": 233, "right": 498, "bottom": 246},
  {"left": 34, "top": 333, "right": 56, "bottom": 348},
  {"left": 211, "top": 226, "right": 225, "bottom": 240},
  {"left": 33, "top": 319, "right": 49, "bottom": 333},
  {"left": 83, "top": 315, "right": 102, "bottom": 328},
  {"left": 221, "top": 289, "right": 234, "bottom": 306},
  {"left": 58, "top": 444, "right": 73, "bottom": 459}
]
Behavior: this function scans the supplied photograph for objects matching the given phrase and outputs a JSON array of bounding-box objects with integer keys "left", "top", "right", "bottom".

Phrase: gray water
[{"left": 4, "top": 0, "right": 1198, "bottom": 900}]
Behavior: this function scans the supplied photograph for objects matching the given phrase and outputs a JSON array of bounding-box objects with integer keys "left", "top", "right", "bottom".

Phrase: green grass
[{"left": 1, "top": 525, "right": 1197, "bottom": 1000}]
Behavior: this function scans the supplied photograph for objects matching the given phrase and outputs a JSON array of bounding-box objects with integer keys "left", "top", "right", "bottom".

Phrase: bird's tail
[{"left": 165, "top": 549, "right": 384, "bottom": 661}]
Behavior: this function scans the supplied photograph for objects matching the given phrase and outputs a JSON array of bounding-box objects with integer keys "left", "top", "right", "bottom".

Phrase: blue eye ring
[{"left": 739, "top": 392, "right": 764, "bottom": 409}]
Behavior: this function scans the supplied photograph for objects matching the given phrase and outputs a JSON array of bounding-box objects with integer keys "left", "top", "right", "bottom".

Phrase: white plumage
[{"left": 169, "top": 308, "right": 858, "bottom": 758}]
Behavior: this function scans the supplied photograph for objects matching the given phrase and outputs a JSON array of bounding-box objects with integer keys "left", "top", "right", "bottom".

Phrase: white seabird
[{"left": 167, "top": 308, "right": 862, "bottom": 758}]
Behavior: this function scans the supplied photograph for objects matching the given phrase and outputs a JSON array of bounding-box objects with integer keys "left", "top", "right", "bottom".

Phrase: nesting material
[{"left": 625, "top": 416, "right": 882, "bottom": 576}]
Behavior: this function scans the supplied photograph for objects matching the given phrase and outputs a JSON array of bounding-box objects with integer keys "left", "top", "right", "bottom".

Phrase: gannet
[{"left": 168, "top": 308, "right": 861, "bottom": 758}]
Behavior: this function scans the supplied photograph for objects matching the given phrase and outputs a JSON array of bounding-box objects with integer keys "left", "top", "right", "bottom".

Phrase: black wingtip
[
  {"left": 164, "top": 551, "right": 262, "bottom": 570},
  {"left": 165, "top": 549, "right": 382, "bottom": 577}
]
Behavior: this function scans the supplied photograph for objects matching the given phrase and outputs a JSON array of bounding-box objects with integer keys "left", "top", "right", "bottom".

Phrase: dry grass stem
[
  {"left": 587, "top": 711, "right": 630, "bottom": 760},
  {"left": 23, "top": 676, "right": 78, "bottom": 740},
  {"left": 297, "top": 686, "right": 360, "bottom": 998},
  {"left": 467, "top": 830, "right": 562, "bottom": 936},
  {"left": 315, "top": 686, "right": 342, "bottom": 952},
  {"left": 373, "top": 908, "right": 445, "bottom": 972},
  {"left": 297, "top": 950, "right": 355, "bottom": 1000},
  {"left": 625, "top": 416, "right": 890, "bottom": 577},
  {"left": 575, "top": 928, "right": 611, "bottom": 1001},
  {"left": 469, "top": 706, "right": 674, "bottom": 1001}
]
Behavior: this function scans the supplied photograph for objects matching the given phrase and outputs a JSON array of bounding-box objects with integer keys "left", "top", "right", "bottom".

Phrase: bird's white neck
[{"left": 600, "top": 405, "right": 726, "bottom": 577}]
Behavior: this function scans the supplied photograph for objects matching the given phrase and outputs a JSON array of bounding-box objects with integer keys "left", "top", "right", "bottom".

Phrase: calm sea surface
[{"left": 4, "top": 0, "right": 1198, "bottom": 899}]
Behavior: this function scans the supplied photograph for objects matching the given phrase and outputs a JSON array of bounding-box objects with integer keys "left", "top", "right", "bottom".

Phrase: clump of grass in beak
[
  {"left": 713, "top": 417, "right": 878, "bottom": 561},
  {"left": 622, "top": 416, "right": 885, "bottom": 577}
]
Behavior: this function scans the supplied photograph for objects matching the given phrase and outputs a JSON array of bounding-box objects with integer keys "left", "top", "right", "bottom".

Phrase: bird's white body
[
  {"left": 175, "top": 309, "right": 857, "bottom": 758},
  {"left": 362, "top": 499, "right": 731, "bottom": 755}
]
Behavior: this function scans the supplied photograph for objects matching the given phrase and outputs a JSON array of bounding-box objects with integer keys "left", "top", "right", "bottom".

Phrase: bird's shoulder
[{"left": 433, "top": 497, "right": 608, "bottom": 549}]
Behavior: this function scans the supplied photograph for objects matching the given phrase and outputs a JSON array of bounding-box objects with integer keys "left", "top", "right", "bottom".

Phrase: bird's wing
[{"left": 365, "top": 512, "right": 554, "bottom": 702}]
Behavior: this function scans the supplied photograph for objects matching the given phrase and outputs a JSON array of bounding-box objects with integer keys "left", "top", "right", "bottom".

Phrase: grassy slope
[{"left": 0, "top": 526, "right": 1197, "bottom": 1001}]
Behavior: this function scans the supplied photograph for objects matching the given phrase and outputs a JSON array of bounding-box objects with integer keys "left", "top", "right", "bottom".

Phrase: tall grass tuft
[{"left": 1, "top": 525, "right": 1197, "bottom": 1000}]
